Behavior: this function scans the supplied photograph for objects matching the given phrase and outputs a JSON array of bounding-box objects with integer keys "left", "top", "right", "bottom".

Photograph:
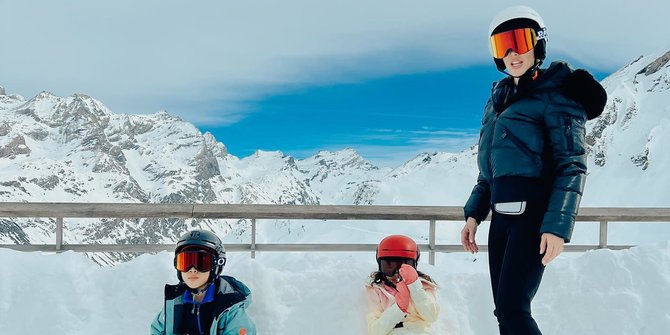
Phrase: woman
[{"left": 460, "top": 6, "right": 607, "bottom": 334}]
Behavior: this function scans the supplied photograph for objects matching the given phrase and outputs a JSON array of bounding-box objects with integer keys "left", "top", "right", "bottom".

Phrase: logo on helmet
[{"left": 537, "top": 27, "right": 547, "bottom": 40}]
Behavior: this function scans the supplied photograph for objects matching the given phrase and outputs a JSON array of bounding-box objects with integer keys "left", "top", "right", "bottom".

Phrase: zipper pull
[
  {"left": 564, "top": 118, "right": 573, "bottom": 135},
  {"left": 501, "top": 129, "right": 508, "bottom": 139}
]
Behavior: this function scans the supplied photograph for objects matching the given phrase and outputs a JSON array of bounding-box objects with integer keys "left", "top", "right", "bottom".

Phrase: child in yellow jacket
[{"left": 366, "top": 235, "right": 439, "bottom": 335}]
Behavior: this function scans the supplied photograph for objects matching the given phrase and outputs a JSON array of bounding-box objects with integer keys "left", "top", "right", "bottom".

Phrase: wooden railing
[{"left": 1, "top": 203, "right": 669, "bottom": 265}]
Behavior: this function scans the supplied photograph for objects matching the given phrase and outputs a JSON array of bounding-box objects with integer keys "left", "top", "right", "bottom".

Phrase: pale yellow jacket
[{"left": 366, "top": 278, "right": 439, "bottom": 335}]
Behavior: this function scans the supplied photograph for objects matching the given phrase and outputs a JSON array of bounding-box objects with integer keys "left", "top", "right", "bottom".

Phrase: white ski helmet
[{"left": 489, "top": 5, "right": 548, "bottom": 72}]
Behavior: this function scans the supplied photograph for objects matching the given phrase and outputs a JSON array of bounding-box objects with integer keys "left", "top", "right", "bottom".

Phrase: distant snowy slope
[
  {"left": 1, "top": 242, "right": 669, "bottom": 334},
  {"left": 582, "top": 50, "right": 670, "bottom": 206}
]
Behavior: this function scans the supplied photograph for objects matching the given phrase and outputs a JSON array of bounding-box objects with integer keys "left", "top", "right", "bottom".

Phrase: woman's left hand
[{"left": 540, "top": 233, "right": 565, "bottom": 265}]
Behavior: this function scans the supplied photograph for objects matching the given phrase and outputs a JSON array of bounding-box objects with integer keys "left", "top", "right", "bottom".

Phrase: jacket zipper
[
  {"left": 501, "top": 127, "right": 540, "bottom": 165},
  {"left": 488, "top": 113, "right": 498, "bottom": 178},
  {"left": 196, "top": 304, "right": 203, "bottom": 335},
  {"left": 563, "top": 117, "right": 574, "bottom": 152}
]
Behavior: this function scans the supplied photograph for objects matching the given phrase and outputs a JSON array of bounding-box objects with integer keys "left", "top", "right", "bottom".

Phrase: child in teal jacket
[{"left": 150, "top": 230, "right": 256, "bottom": 335}]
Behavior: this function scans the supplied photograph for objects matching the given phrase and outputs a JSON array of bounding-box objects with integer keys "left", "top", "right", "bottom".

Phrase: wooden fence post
[
  {"left": 56, "top": 217, "right": 63, "bottom": 252},
  {"left": 429, "top": 219, "right": 436, "bottom": 265},
  {"left": 251, "top": 218, "right": 256, "bottom": 259},
  {"left": 599, "top": 220, "right": 608, "bottom": 249}
]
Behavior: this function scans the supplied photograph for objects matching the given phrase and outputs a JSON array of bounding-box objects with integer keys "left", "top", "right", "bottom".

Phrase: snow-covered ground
[{"left": 2, "top": 241, "right": 669, "bottom": 334}]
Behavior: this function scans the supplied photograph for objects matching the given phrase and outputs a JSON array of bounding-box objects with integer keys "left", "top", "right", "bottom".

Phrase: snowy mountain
[
  {"left": 1, "top": 49, "right": 669, "bottom": 261},
  {"left": 0, "top": 91, "right": 392, "bottom": 260},
  {"left": 581, "top": 50, "right": 670, "bottom": 206}
]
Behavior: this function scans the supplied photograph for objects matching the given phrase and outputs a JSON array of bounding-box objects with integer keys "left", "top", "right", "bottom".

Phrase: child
[
  {"left": 150, "top": 230, "right": 256, "bottom": 335},
  {"left": 366, "top": 235, "right": 439, "bottom": 335}
]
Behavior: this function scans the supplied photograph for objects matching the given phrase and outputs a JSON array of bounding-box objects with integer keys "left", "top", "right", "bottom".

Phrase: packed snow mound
[{"left": 1, "top": 241, "right": 669, "bottom": 334}]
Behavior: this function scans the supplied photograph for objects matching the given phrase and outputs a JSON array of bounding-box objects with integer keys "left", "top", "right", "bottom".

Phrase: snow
[{"left": 1, "top": 242, "right": 669, "bottom": 334}]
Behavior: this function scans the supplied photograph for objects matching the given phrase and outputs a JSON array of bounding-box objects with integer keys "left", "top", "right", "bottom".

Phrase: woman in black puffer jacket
[{"left": 460, "top": 6, "right": 607, "bottom": 335}]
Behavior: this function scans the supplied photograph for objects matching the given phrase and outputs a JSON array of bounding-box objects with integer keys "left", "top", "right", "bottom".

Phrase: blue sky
[
  {"left": 201, "top": 59, "right": 611, "bottom": 166},
  {"left": 203, "top": 65, "right": 497, "bottom": 164},
  {"left": 0, "top": 1, "right": 667, "bottom": 167}
]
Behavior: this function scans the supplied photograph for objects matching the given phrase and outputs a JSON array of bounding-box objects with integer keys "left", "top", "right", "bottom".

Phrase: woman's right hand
[{"left": 461, "top": 217, "right": 479, "bottom": 253}]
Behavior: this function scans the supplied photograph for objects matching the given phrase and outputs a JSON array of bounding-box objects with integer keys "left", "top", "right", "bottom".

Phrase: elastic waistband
[{"left": 491, "top": 176, "right": 550, "bottom": 204}]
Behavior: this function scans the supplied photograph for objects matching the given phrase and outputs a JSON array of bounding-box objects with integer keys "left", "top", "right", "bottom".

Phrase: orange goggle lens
[
  {"left": 174, "top": 251, "right": 214, "bottom": 272},
  {"left": 489, "top": 28, "right": 537, "bottom": 59}
]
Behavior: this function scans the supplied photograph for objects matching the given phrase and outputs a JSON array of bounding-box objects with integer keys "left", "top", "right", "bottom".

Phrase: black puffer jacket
[{"left": 464, "top": 61, "right": 607, "bottom": 242}]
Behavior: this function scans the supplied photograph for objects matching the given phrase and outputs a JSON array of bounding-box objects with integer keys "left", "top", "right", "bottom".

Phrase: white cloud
[{"left": 1, "top": 0, "right": 668, "bottom": 124}]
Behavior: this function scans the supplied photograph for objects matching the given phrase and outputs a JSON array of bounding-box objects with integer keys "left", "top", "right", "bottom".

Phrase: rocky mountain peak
[
  {"left": 203, "top": 132, "right": 228, "bottom": 157},
  {"left": 586, "top": 49, "right": 669, "bottom": 175},
  {"left": 637, "top": 50, "right": 670, "bottom": 76}
]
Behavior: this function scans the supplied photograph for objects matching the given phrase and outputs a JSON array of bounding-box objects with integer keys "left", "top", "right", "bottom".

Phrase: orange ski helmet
[{"left": 376, "top": 235, "right": 420, "bottom": 264}]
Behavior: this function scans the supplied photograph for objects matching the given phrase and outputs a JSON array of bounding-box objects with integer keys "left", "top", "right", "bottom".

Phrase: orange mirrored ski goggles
[
  {"left": 489, "top": 28, "right": 538, "bottom": 59},
  {"left": 174, "top": 250, "right": 215, "bottom": 272}
]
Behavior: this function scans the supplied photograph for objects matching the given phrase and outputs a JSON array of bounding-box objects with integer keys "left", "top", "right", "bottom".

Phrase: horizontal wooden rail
[
  {"left": 0, "top": 203, "right": 668, "bottom": 221},
  {"left": 0, "top": 244, "right": 635, "bottom": 253},
  {"left": 0, "top": 203, "right": 668, "bottom": 265},
  {"left": 0, "top": 203, "right": 465, "bottom": 220}
]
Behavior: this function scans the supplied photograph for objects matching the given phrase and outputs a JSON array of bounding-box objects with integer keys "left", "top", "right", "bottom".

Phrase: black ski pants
[{"left": 488, "top": 200, "right": 547, "bottom": 335}]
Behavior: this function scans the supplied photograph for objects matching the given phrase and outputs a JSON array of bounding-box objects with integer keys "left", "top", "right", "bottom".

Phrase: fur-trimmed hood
[
  {"left": 560, "top": 65, "right": 607, "bottom": 120},
  {"left": 492, "top": 61, "right": 608, "bottom": 120}
]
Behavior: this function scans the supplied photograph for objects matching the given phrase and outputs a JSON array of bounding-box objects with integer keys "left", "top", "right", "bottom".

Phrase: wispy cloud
[
  {"left": 361, "top": 127, "right": 478, "bottom": 142},
  {"left": 2, "top": 0, "right": 667, "bottom": 125},
  {"left": 281, "top": 127, "right": 479, "bottom": 168}
]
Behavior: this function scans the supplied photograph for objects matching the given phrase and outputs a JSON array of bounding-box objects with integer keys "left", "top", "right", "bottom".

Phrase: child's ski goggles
[
  {"left": 489, "top": 27, "right": 543, "bottom": 59},
  {"left": 174, "top": 250, "right": 217, "bottom": 272},
  {"left": 379, "top": 257, "right": 416, "bottom": 276}
]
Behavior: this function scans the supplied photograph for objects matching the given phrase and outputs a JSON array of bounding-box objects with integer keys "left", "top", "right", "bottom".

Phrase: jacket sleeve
[
  {"left": 218, "top": 301, "right": 257, "bottom": 335},
  {"left": 407, "top": 280, "right": 439, "bottom": 322},
  {"left": 464, "top": 172, "right": 491, "bottom": 223},
  {"left": 366, "top": 286, "right": 406, "bottom": 335},
  {"left": 541, "top": 104, "right": 588, "bottom": 242},
  {"left": 150, "top": 309, "right": 165, "bottom": 335}
]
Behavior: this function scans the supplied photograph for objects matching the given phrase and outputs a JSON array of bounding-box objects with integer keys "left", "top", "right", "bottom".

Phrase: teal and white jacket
[{"left": 150, "top": 275, "right": 256, "bottom": 335}]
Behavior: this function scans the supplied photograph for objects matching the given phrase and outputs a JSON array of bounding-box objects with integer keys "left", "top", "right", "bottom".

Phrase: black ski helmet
[
  {"left": 489, "top": 5, "right": 548, "bottom": 73},
  {"left": 174, "top": 230, "right": 226, "bottom": 283}
]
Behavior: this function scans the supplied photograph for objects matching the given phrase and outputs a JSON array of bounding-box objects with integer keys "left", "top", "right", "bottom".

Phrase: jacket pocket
[
  {"left": 562, "top": 116, "right": 586, "bottom": 155},
  {"left": 494, "top": 201, "right": 527, "bottom": 215}
]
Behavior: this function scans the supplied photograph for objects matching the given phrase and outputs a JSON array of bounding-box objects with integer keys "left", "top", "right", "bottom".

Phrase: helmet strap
[
  {"left": 381, "top": 275, "right": 397, "bottom": 288},
  {"left": 207, "top": 257, "right": 225, "bottom": 282},
  {"left": 187, "top": 282, "right": 211, "bottom": 295},
  {"left": 528, "top": 59, "right": 543, "bottom": 78}
]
